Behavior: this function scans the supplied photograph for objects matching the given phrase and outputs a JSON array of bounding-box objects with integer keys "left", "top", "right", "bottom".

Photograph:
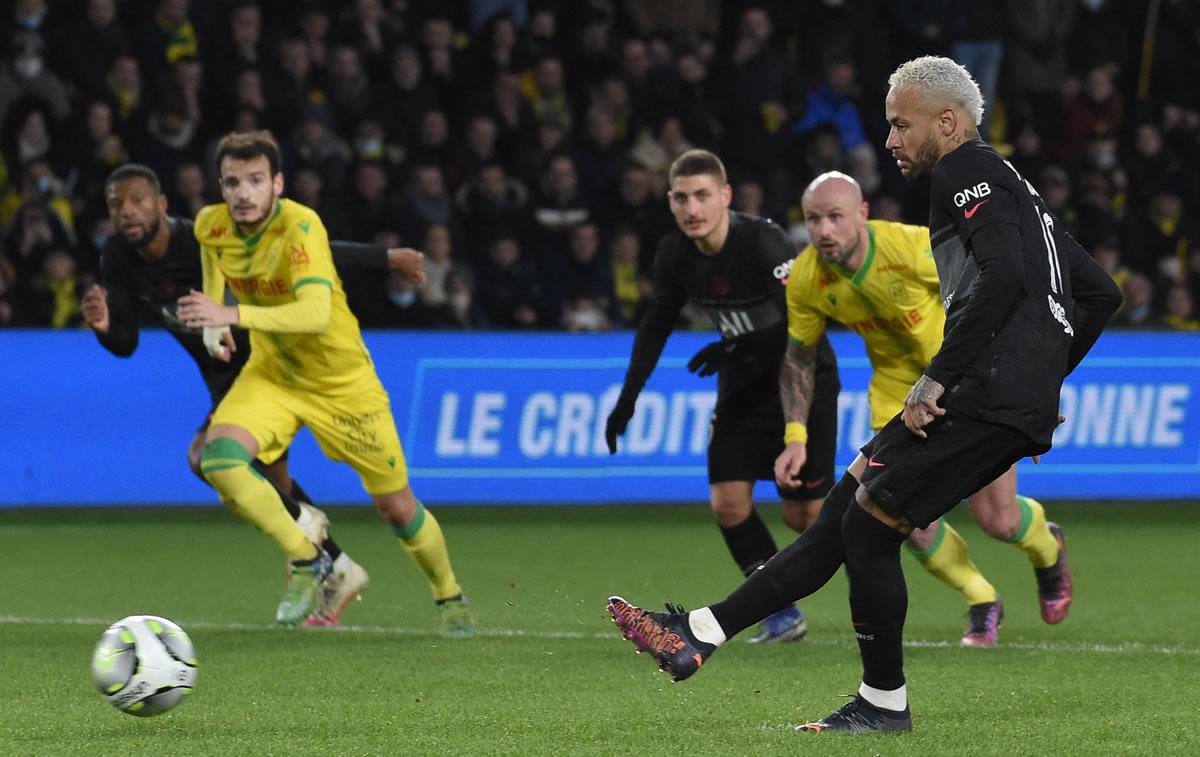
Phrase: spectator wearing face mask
[
  {"left": 0, "top": 32, "right": 71, "bottom": 127},
  {"left": 434, "top": 266, "right": 489, "bottom": 330}
]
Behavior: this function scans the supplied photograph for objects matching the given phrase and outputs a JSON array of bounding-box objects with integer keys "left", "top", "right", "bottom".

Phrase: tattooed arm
[
  {"left": 774, "top": 338, "right": 817, "bottom": 487},
  {"left": 902, "top": 374, "right": 946, "bottom": 438}
]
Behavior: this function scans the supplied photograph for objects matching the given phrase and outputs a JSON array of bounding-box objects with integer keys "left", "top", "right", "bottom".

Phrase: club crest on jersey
[
  {"left": 953, "top": 182, "right": 991, "bottom": 208},
  {"left": 290, "top": 244, "right": 310, "bottom": 270},
  {"left": 710, "top": 275, "right": 730, "bottom": 296},
  {"left": 888, "top": 281, "right": 908, "bottom": 304}
]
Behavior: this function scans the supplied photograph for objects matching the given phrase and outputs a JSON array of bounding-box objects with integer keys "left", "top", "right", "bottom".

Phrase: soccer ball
[{"left": 91, "top": 615, "right": 198, "bottom": 716}]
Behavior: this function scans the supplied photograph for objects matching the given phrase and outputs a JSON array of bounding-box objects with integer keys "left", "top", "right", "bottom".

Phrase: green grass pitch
[{"left": 2, "top": 502, "right": 1198, "bottom": 756}]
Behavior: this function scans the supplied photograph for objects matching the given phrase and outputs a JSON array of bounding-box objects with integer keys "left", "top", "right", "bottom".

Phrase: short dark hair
[
  {"left": 214, "top": 130, "right": 282, "bottom": 177},
  {"left": 105, "top": 163, "right": 162, "bottom": 194},
  {"left": 668, "top": 149, "right": 727, "bottom": 185}
]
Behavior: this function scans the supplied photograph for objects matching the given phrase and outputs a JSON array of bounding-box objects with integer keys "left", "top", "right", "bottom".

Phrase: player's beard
[
  {"left": 820, "top": 239, "right": 856, "bottom": 268},
  {"left": 121, "top": 215, "right": 161, "bottom": 248},
  {"left": 905, "top": 135, "right": 942, "bottom": 180},
  {"left": 236, "top": 191, "right": 277, "bottom": 231}
]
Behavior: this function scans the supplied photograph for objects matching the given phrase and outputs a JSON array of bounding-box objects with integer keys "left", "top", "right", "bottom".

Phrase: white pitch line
[{"left": 2, "top": 615, "right": 1197, "bottom": 656}]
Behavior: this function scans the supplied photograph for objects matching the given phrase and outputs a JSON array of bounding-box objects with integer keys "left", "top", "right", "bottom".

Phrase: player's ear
[
  {"left": 721, "top": 182, "right": 732, "bottom": 208},
  {"left": 274, "top": 171, "right": 285, "bottom": 196},
  {"left": 939, "top": 107, "right": 956, "bottom": 136},
  {"left": 158, "top": 193, "right": 168, "bottom": 214}
]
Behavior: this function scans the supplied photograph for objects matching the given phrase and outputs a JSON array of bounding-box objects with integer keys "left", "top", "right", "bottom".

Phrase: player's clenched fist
[
  {"left": 81, "top": 284, "right": 110, "bottom": 334},
  {"left": 387, "top": 247, "right": 426, "bottom": 284}
]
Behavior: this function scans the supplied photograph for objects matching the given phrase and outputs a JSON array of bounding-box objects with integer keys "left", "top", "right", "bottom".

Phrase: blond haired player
[
  {"left": 774, "top": 171, "right": 1072, "bottom": 647},
  {"left": 176, "top": 130, "right": 473, "bottom": 635}
]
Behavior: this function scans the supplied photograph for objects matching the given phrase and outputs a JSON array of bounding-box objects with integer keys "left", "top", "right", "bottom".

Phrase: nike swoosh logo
[
  {"left": 867, "top": 458, "right": 885, "bottom": 468},
  {"left": 804, "top": 476, "right": 827, "bottom": 489},
  {"left": 963, "top": 199, "right": 989, "bottom": 219}
]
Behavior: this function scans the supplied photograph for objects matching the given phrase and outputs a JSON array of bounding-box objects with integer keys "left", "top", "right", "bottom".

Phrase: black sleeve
[
  {"left": 617, "top": 240, "right": 688, "bottom": 401},
  {"left": 759, "top": 222, "right": 794, "bottom": 326},
  {"left": 1063, "top": 232, "right": 1122, "bottom": 374},
  {"left": 94, "top": 247, "right": 140, "bottom": 357},
  {"left": 925, "top": 220, "right": 1025, "bottom": 387},
  {"left": 330, "top": 240, "right": 389, "bottom": 268}
]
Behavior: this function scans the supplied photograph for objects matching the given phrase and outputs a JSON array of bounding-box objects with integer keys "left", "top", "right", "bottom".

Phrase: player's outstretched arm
[
  {"left": 330, "top": 241, "right": 426, "bottom": 283},
  {"left": 775, "top": 338, "right": 816, "bottom": 487}
]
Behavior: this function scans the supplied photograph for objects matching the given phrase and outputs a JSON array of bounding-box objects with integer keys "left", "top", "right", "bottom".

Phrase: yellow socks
[
  {"left": 1009, "top": 495, "right": 1060, "bottom": 569},
  {"left": 908, "top": 520, "right": 997, "bottom": 606},
  {"left": 200, "top": 438, "right": 317, "bottom": 562},
  {"left": 394, "top": 501, "right": 462, "bottom": 601}
]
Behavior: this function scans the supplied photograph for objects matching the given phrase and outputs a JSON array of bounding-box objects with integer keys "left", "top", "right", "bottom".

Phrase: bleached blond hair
[{"left": 888, "top": 56, "right": 984, "bottom": 127}]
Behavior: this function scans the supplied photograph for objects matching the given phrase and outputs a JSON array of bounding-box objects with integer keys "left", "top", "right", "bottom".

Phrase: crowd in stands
[{"left": 1, "top": 0, "right": 1197, "bottom": 331}]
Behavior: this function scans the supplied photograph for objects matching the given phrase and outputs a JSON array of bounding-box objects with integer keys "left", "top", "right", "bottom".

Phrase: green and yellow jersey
[
  {"left": 194, "top": 198, "right": 375, "bottom": 393},
  {"left": 786, "top": 220, "right": 944, "bottom": 429}
]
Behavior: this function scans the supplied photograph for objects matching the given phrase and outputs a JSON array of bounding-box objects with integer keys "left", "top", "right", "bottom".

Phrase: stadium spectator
[
  {"left": 1054, "top": 63, "right": 1123, "bottom": 164},
  {"left": 1163, "top": 284, "right": 1200, "bottom": 331},
  {"left": 598, "top": 161, "right": 672, "bottom": 271},
  {"left": 25, "top": 246, "right": 87, "bottom": 328},
  {"left": 1001, "top": 0, "right": 1076, "bottom": 134},
  {"left": 136, "top": 0, "right": 198, "bottom": 83},
  {"left": 0, "top": 32, "right": 70, "bottom": 126},
  {"left": 574, "top": 106, "right": 626, "bottom": 200},
  {"left": 0, "top": 256, "right": 18, "bottom": 324},
  {"left": 1115, "top": 273, "right": 1156, "bottom": 328},
  {"left": 609, "top": 224, "right": 645, "bottom": 326},
  {"left": 54, "top": 0, "right": 130, "bottom": 100},
  {"left": 454, "top": 161, "right": 530, "bottom": 258},
  {"left": 326, "top": 44, "right": 373, "bottom": 132},
  {"left": 102, "top": 53, "right": 146, "bottom": 135},
  {"left": 475, "top": 233, "right": 543, "bottom": 328},
  {"left": 0, "top": 1, "right": 1194, "bottom": 330},
  {"left": 436, "top": 265, "right": 489, "bottom": 329},
  {"left": 170, "top": 161, "right": 208, "bottom": 221}
]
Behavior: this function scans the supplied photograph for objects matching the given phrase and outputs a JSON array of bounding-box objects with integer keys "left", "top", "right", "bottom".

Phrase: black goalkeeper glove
[
  {"left": 687, "top": 339, "right": 739, "bottom": 378},
  {"left": 604, "top": 394, "right": 637, "bottom": 454}
]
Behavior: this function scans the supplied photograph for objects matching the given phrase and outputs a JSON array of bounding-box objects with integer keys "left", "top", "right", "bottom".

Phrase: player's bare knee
[
  {"left": 710, "top": 496, "right": 751, "bottom": 527},
  {"left": 906, "top": 523, "right": 937, "bottom": 551},
  {"left": 186, "top": 446, "right": 204, "bottom": 480},
  {"left": 781, "top": 499, "right": 821, "bottom": 532},
  {"left": 374, "top": 488, "right": 418, "bottom": 525},
  {"left": 968, "top": 493, "right": 1021, "bottom": 540}
]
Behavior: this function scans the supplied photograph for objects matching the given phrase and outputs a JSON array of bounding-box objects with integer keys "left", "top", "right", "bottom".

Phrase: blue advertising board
[{"left": 0, "top": 330, "right": 1196, "bottom": 505}]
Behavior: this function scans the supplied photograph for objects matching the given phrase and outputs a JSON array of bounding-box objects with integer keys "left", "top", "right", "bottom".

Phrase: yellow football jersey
[
  {"left": 194, "top": 198, "right": 375, "bottom": 393},
  {"left": 787, "top": 220, "right": 945, "bottom": 429}
]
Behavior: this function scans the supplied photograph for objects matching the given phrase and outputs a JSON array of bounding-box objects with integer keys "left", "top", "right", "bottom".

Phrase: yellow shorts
[{"left": 210, "top": 367, "right": 409, "bottom": 495}]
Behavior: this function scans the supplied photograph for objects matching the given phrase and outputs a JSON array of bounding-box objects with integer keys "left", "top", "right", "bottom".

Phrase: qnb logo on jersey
[
  {"left": 953, "top": 182, "right": 991, "bottom": 215},
  {"left": 1047, "top": 294, "right": 1074, "bottom": 336},
  {"left": 773, "top": 259, "right": 793, "bottom": 286}
]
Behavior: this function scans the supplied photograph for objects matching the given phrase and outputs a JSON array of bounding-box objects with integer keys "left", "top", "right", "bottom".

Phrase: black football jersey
[
  {"left": 638, "top": 211, "right": 836, "bottom": 399},
  {"left": 97, "top": 217, "right": 247, "bottom": 403},
  {"left": 926, "top": 141, "right": 1119, "bottom": 444}
]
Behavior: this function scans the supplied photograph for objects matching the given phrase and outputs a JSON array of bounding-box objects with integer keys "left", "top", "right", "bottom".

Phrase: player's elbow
[{"left": 1098, "top": 276, "right": 1123, "bottom": 315}]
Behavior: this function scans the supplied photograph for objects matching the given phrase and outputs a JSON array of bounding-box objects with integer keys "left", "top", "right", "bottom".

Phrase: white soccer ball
[{"left": 91, "top": 615, "right": 198, "bottom": 716}]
